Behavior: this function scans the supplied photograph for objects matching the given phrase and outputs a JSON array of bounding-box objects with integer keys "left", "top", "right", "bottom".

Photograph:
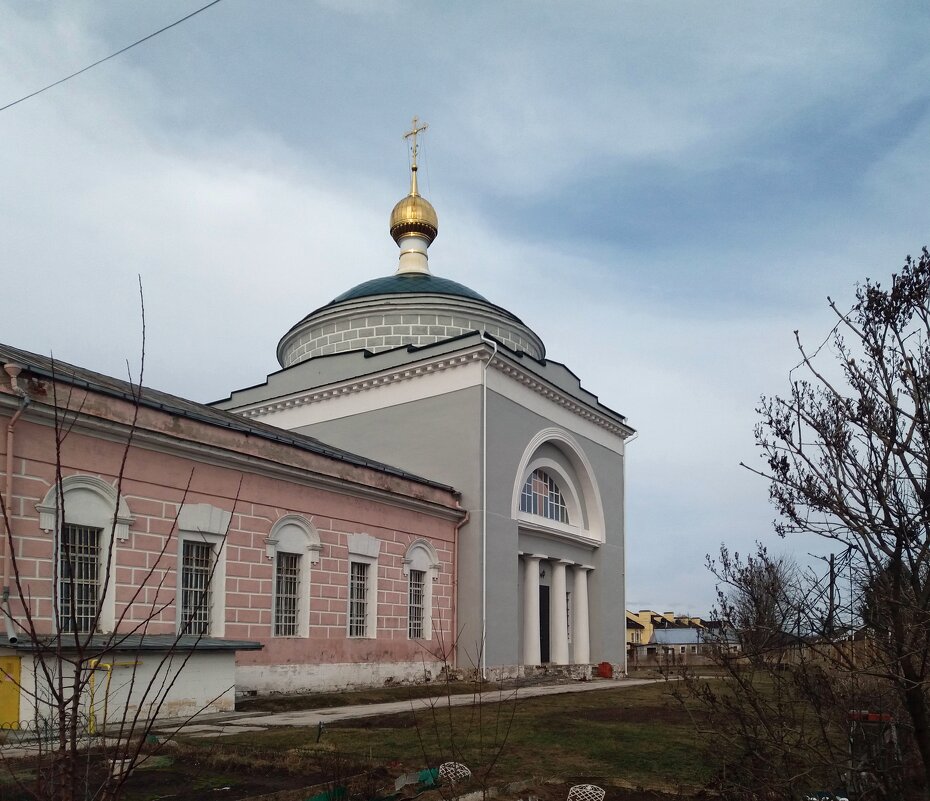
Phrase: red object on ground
[{"left": 597, "top": 661, "right": 613, "bottom": 679}]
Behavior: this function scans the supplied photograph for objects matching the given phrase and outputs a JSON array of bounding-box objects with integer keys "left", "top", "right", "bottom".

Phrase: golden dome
[{"left": 389, "top": 166, "right": 438, "bottom": 245}]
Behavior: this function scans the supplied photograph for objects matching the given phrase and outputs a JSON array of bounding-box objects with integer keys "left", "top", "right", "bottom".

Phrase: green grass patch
[{"left": 219, "top": 682, "right": 710, "bottom": 789}]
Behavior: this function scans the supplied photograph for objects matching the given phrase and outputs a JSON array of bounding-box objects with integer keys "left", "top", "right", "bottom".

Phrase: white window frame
[
  {"left": 274, "top": 551, "right": 301, "bottom": 637},
  {"left": 265, "top": 515, "right": 319, "bottom": 638},
  {"left": 37, "top": 475, "right": 133, "bottom": 634},
  {"left": 403, "top": 539, "right": 440, "bottom": 640},
  {"left": 176, "top": 503, "right": 229, "bottom": 637},
  {"left": 346, "top": 533, "right": 380, "bottom": 639},
  {"left": 349, "top": 560, "right": 371, "bottom": 637},
  {"left": 408, "top": 569, "right": 426, "bottom": 639}
]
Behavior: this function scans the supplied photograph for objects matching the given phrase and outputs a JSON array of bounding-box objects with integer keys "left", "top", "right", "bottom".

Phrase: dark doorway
[{"left": 539, "top": 585, "right": 550, "bottom": 663}]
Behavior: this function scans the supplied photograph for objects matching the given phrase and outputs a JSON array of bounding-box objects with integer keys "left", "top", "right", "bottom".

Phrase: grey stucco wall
[
  {"left": 484, "top": 389, "right": 625, "bottom": 665},
  {"left": 290, "top": 382, "right": 625, "bottom": 669}
]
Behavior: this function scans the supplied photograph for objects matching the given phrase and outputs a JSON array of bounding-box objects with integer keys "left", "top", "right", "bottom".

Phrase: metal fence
[{"left": 0, "top": 715, "right": 92, "bottom": 751}]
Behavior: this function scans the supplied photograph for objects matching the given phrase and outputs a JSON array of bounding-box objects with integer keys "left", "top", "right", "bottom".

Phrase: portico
[{"left": 520, "top": 552, "right": 594, "bottom": 666}]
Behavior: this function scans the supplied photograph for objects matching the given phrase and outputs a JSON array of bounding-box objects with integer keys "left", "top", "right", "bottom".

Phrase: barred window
[
  {"left": 274, "top": 552, "right": 301, "bottom": 637},
  {"left": 180, "top": 540, "right": 213, "bottom": 635},
  {"left": 520, "top": 469, "right": 569, "bottom": 523},
  {"left": 59, "top": 524, "right": 100, "bottom": 633},
  {"left": 349, "top": 561, "right": 369, "bottom": 637},
  {"left": 408, "top": 569, "right": 425, "bottom": 639}
]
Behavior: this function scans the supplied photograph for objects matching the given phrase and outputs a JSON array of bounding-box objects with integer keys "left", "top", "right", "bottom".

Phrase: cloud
[{"left": 2, "top": 1, "right": 930, "bottom": 616}]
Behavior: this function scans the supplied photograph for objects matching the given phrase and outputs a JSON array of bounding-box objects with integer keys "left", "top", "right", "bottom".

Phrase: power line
[{"left": 0, "top": 0, "right": 225, "bottom": 114}]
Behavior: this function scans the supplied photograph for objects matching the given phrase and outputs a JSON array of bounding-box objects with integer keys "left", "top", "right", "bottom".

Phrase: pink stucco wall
[{"left": 0, "top": 378, "right": 461, "bottom": 684}]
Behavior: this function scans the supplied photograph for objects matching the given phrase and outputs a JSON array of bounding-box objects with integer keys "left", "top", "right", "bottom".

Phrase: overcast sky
[{"left": 2, "top": 1, "right": 929, "bottom": 615}]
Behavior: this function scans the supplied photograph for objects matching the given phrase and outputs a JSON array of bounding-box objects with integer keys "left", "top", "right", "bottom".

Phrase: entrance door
[
  {"left": 539, "top": 586, "right": 550, "bottom": 663},
  {"left": 0, "top": 656, "right": 21, "bottom": 728}
]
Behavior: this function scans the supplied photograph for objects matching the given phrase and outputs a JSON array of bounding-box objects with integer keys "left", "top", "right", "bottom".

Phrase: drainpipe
[
  {"left": 2, "top": 363, "right": 29, "bottom": 645},
  {"left": 620, "top": 430, "right": 638, "bottom": 676},
  {"left": 480, "top": 333, "right": 498, "bottom": 678},
  {"left": 451, "top": 506, "right": 469, "bottom": 670}
]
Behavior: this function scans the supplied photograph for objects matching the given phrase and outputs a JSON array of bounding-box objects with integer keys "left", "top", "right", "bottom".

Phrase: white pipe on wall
[{"left": 480, "top": 333, "right": 498, "bottom": 678}]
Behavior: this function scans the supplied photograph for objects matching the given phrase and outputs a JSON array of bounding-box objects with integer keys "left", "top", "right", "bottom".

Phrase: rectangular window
[
  {"left": 408, "top": 569, "right": 425, "bottom": 638},
  {"left": 59, "top": 524, "right": 100, "bottom": 633},
  {"left": 349, "top": 561, "right": 369, "bottom": 637},
  {"left": 274, "top": 552, "right": 301, "bottom": 637},
  {"left": 680, "top": 645, "right": 686, "bottom": 654},
  {"left": 691, "top": 645, "right": 698, "bottom": 654},
  {"left": 180, "top": 540, "right": 213, "bottom": 635}
]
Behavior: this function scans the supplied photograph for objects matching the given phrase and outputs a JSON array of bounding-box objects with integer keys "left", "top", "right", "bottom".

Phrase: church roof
[
  {"left": 0, "top": 342, "right": 457, "bottom": 493},
  {"left": 330, "top": 273, "right": 489, "bottom": 304}
]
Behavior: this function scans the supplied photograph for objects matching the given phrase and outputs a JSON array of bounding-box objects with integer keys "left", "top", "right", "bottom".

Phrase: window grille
[
  {"left": 408, "top": 569, "right": 425, "bottom": 639},
  {"left": 180, "top": 540, "right": 213, "bottom": 635},
  {"left": 519, "top": 469, "right": 568, "bottom": 523},
  {"left": 349, "top": 561, "right": 369, "bottom": 637},
  {"left": 274, "top": 551, "right": 301, "bottom": 636},
  {"left": 59, "top": 524, "right": 100, "bottom": 633}
]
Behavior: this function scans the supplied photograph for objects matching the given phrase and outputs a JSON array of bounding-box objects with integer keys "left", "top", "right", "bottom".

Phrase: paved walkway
[{"left": 168, "top": 677, "right": 662, "bottom": 739}]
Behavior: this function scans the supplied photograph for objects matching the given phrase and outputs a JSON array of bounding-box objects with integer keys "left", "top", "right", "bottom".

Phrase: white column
[
  {"left": 550, "top": 560, "right": 570, "bottom": 665},
  {"left": 572, "top": 565, "right": 592, "bottom": 664},
  {"left": 522, "top": 554, "right": 544, "bottom": 665}
]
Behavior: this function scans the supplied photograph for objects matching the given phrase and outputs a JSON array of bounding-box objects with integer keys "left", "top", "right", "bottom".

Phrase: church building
[
  {"left": 0, "top": 123, "right": 634, "bottom": 726},
  {"left": 216, "top": 120, "right": 635, "bottom": 678}
]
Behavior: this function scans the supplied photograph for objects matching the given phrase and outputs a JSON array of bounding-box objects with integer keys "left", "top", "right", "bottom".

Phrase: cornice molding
[
  {"left": 238, "top": 348, "right": 487, "bottom": 418},
  {"left": 491, "top": 358, "right": 633, "bottom": 438},
  {"left": 516, "top": 515, "right": 602, "bottom": 550},
  {"left": 235, "top": 346, "right": 634, "bottom": 439}
]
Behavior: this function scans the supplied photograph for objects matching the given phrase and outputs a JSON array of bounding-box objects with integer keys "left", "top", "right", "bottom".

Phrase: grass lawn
[
  {"left": 0, "top": 682, "right": 712, "bottom": 800},
  {"left": 214, "top": 681, "right": 710, "bottom": 792}
]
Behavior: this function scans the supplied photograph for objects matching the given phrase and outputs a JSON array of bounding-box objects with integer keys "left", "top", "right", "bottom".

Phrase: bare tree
[
  {"left": 0, "top": 297, "right": 230, "bottom": 801},
  {"left": 677, "top": 249, "right": 930, "bottom": 800},
  {"left": 709, "top": 544, "right": 802, "bottom": 663}
]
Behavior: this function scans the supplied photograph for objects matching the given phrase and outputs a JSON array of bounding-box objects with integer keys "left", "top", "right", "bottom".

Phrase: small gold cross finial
[{"left": 403, "top": 116, "right": 429, "bottom": 170}]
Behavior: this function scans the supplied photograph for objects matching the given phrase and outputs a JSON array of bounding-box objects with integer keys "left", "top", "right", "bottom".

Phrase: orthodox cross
[{"left": 403, "top": 116, "right": 429, "bottom": 168}]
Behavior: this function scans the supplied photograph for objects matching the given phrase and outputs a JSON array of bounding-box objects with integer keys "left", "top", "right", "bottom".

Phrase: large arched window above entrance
[
  {"left": 512, "top": 429, "right": 605, "bottom": 545},
  {"left": 520, "top": 469, "right": 569, "bottom": 524}
]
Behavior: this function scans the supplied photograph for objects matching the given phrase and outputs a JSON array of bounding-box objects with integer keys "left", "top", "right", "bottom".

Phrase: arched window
[
  {"left": 512, "top": 429, "right": 606, "bottom": 544},
  {"left": 403, "top": 539, "right": 440, "bottom": 640},
  {"left": 36, "top": 475, "right": 134, "bottom": 633},
  {"left": 266, "top": 514, "right": 320, "bottom": 638},
  {"left": 520, "top": 469, "right": 569, "bottom": 524}
]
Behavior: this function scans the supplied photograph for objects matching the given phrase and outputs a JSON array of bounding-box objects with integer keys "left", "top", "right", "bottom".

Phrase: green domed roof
[{"left": 330, "top": 273, "right": 488, "bottom": 304}]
